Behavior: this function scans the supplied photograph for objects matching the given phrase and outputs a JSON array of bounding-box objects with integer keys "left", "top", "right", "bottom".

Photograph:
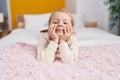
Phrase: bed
[{"left": 0, "top": 13, "right": 120, "bottom": 80}]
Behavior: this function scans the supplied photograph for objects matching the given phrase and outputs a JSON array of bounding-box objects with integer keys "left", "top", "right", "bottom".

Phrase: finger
[
  {"left": 50, "top": 24, "right": 55, "bottom": 32},
  {"left": 49, "top": 24, "right": 55, "bottom": 35},
  {"left": 48, "top": 25, "right": 51, "bottom": 33},
  {"left": 68, "top": 25, "right": 71, "bottom": 33},
  {"left": 53, "top": 25, "right": 56, "bottom": 33},
  {"left": 64, "top": 25, "right": 67, "bottom": 34},
  {"left": 48, "top": 24, "right": 53, "bottom": 31},
  {"left": 51, "top": 24, "right": 54, "bottom": 31},
  {"left": 66, "top": 24, "right": 70, "bottom": 33},
  {"left": 69, "top": 25, "right": 73, "bottom": 34},
  {"left": 48, "top": 25, "right": 53, "bottom": 37},
  {"left": 48, "top": 24, "right": 53, "bottom": 29}
]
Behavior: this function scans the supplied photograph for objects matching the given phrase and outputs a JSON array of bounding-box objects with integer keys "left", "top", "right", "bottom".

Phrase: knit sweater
[{"left": 37, "top": 32, "right": 78, "bottom": 64}]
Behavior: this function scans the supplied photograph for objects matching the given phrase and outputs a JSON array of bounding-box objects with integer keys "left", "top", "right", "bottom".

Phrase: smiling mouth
[{"left": 56, "top": 29, "right": 63, "bottom": 32}]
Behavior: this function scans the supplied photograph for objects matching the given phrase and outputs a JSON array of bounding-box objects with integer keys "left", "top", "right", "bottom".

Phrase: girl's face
[{"left": 50, "top": 11, "right": 72, "bottom": 36}]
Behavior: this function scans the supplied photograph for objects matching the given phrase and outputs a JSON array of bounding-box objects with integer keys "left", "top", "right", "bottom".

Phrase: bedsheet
[
  {"left": 76, "top": 28, "right": 120, "bottom": 46},
  {"left": 0, "top": 29, "right": 40, "bottom": 48},
  {"left": 0, "top": 28, "right": 120, "bottom": 48},
  {"left": 0, "top": 42, "right": 120, "bottom": 80}
]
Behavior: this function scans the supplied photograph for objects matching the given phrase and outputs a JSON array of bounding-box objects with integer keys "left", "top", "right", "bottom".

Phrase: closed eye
[
  {"left": 64, "top": 22, "right": 68, "bottom": 24},
  {"left": 53, "top": 22, "right": 58, "bottom": 24}
]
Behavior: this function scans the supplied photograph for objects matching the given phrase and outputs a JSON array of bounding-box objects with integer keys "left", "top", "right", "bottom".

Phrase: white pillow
[
  {"left": 24, "top": 13, "right": 51, "bottom": 30},
  {"left": 24, "top": 13, "right": 84, "bottom": 31},
  {"left": 72, "top": 14, "right": 85, "bottom": 28}
]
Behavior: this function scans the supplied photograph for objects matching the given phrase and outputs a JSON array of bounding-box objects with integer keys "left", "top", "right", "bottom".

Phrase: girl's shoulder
[
  {"left": 40, "top": 32, "right": 50, "bottom": 40},
  {"left": 67, "top": 34, "right": 78, "bottom": 43},
  {"left": 70, "top": 34, "right": 77, "bottom": 40}
]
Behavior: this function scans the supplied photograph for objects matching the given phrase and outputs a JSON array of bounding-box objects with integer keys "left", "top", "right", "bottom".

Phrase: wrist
[
  {"left": 53, "top": 39, "right": 59, "bottom": 44},
  {"left": 59, "top": 39, "right": 65, "bottom": 43}
]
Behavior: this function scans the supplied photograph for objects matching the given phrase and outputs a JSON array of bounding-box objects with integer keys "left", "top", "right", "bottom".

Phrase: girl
[{"left": 37, "top": 9, "right": 78, "bottom": 64}]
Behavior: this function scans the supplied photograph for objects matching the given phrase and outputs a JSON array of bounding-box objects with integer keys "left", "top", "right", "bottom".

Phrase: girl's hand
[
  {"left": 59, "top": 24, "right": 73, "bottom": 43},
  {"left": 48, "top": 24, "right": 59, "bottom": 43}
]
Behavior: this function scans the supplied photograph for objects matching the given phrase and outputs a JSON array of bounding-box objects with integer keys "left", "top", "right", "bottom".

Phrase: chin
[{"left": 57, "top": 32, "right": 63, "bottom": 36}]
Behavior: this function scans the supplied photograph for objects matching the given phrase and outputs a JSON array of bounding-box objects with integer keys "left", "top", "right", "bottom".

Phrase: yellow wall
[{"left": 10, "top": 0, "right": 65, "bottom": 29}]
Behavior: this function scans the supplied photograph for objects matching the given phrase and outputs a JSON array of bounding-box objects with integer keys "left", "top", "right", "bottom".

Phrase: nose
[
  {"left": 58, "top": 24, "right": 63, "bottom": 27},
  {"left": 58, "top": 22, "right": 63, "bottom": 27}
]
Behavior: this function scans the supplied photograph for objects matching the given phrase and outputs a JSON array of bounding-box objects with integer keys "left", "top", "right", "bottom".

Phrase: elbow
[
  {"left": 43, "top": 57, "right": 54, "bottom": 63},
  {"left": 62, "top": 56, "right": 77, "bottom": 64},
  {"left": 36, "top": 51, "right": 41, "bottom": 62},
  {"left": 37, "top": 55, "right": 54, "bottom": 63},
  {"left": 63, "top": 60, "right": 75, "bottom": 64},
  {"left": 37, "top": 49, "right": 55, "bottom": 63},
  {"left": 37, "top": 52, "right": 54, "bottom": 63}
]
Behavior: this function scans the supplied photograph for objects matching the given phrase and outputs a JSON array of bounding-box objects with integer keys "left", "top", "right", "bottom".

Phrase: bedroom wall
[
  {"left": 0, "top": 0, "right": 10, "bottom": 30},
  {"left": 65, "top": 0, "right": 76, "bottom": 13},
  {"left": 77, "top": 0, "right": 109, "bottom": 30},
  {"left": 0, "top": 0, "right": 8, "bottom": 17},
  {"left": 66, "top": 0, "right": 109, "bottom": 31},
  {"left": 10, "top": 0, "right": 65, "bottom": 29}
]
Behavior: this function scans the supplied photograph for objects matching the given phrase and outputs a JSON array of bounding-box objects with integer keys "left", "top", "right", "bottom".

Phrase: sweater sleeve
[
  {"left": 37, "top": 33, "right": 58, "bottom": 63},
  {"left": 59, "top": 35, "right": 78, "bottom": 64}
]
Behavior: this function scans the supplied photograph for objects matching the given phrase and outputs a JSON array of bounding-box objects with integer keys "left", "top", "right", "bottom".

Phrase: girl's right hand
[
  {"left": 59, "top": 24, "right": 73, "bottom": 43},
  {"left": 48, "top": 24, "right": 59, "bottom": 43}
]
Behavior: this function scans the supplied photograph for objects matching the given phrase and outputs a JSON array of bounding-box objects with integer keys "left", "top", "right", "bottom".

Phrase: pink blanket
[{"left": 0, "top": 42, "right": 120, "bottom": 80}]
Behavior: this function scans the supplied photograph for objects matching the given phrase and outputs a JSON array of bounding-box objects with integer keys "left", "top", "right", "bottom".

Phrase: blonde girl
[{"left": 37, "top": 9, "right": 78, "bottom": 64}]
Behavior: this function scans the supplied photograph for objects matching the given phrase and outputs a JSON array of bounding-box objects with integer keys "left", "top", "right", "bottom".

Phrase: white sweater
[{"left": 37, "top": 32, "right": 78, "bottom": 64}]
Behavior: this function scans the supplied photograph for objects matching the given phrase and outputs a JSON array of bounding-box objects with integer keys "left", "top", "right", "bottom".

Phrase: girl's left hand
[
  {"left": 48, "top": 24, "right": 59, "bottom": 43},
  {"left": 59, "top": 24, "right": 73, "bottom": 43}
]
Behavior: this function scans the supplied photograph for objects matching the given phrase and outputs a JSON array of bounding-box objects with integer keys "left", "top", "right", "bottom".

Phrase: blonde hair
[{"left": 41, "top": 9, "right": 74, "bottom": 32}]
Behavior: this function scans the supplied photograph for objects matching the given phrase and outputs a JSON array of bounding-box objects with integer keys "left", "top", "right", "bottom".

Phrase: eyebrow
[{"left": 52, "top": 18, "right": 69, "bottom": 21}]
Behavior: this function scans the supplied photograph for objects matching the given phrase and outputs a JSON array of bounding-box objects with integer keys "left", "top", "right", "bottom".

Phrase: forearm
[
  {"left": 59, "top": 42, "right": 75, "bottom": 64},
  {"left": 37, "top": 41, "right": 58, "bottom": 63},
  {"left": 41, "top": 49, "right": 55, "bottom": 63}
]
